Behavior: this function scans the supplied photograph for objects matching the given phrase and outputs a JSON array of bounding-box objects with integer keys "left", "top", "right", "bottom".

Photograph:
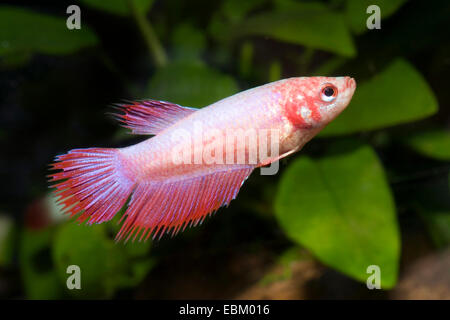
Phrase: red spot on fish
[{"left": 272, "top": 78, "right": 322, "bottom": 128}]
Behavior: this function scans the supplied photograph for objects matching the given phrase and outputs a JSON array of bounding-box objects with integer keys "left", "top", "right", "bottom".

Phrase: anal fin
[{"left": 116, "top": 165, "right": 254, "bottom": 242}]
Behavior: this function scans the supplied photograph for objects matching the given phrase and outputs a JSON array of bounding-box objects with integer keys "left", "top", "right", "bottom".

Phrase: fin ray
[
  {"left": 113, "top": 100, "right": 198, "bottom": 135},
  {"left": 50, "top": 149, "right": 254, "bottom": 242},
  {"left": 116, "top": 166, "right": 254, "bottom": 241},
  {"left": 49, "top": 148, "right": 135, "bottom": 224}
]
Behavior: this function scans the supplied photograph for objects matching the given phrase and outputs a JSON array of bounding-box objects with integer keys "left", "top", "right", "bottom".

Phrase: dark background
[{"left": 0, "top": 0, "right": 449, "bottom": 299}]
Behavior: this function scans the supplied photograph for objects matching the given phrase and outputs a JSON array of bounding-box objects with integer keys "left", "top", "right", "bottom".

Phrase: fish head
[{"left": 278, "top": 76, "right": 356, "bottom": 129}]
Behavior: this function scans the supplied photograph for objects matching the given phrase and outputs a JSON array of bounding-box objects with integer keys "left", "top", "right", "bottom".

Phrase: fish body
[{"left": 49, "top": 76, "right": 356, "bottom": 241}]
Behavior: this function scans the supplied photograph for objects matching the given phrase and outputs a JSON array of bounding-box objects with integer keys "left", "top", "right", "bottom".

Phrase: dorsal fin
[{"left": 113, "top": 100, "right": 198, "bottom": 135}]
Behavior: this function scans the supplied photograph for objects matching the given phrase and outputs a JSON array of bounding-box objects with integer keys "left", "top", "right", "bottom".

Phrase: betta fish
[{"left": 49, "top": 76, "right": 356, "bottom": 241}]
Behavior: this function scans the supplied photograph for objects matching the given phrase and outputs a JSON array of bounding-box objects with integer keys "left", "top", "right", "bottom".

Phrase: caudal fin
[
  {"left": 49, "top": 148, "right": 254, "bottom": 242},
  {"left": 48, "top": 148, "right": 135, "bottom": 225}
]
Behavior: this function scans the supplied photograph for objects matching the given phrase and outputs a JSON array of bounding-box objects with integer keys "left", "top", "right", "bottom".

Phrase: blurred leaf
[
  {"left": 208, "top": 13, "right": 229, "bottom": 43},
  {"left": 0, "top": 215, "right": 14, "bottom": 267},
  {"left": 20, "top": 228, "right": 64, "bottom": 299},
  {"left": 259, "top": 247, "right": 307, "bottom": 286},
  {"left": 80, "top": 0, "right": 154, "bottom": 16},
  {"left": 346, "top": 0, "right": 408, "bottom": 34},
  {"left": 273, "top": 0, "right": 326, "bottom": 11},
  {"left": 403, "top": 128, "right": 450, "bottom": 161},
  {"left": 119, "top": 255, "right": 155, "bottom": 287},
  {"left": 275, "top": 143, "right": 400, "bottom": 288},
  {"left": 421, "top": 209, "right": 450, "bottom": 248},
  {"left": 0, "top": 52, "right": 32, "bottom": 69},
  {"left": 107, "top": 215, "right": 156, "bottom": 287},
  {"left": 53, "top": 223, "right": 122, "bottom": 298},
  {"left": 410, "top": 169, "right": 450, "bottom": 248},
  {"left": 52, "top": 222, "right": 153, "bottom": 298},
  {"left": 0, "top": 6, "right": 98, "bottom": 57},
  {"left": 222, "top": 0, "right": 267, "bottom": 23},
  {"left": 230, "top": 2, "right": 356, "bottom": 57},
  {"left": 312, "top": 56, "right": 348, "bottom": 76},
  {"left": 321, "top": 59, "right": 438, "bottom": 136},
  {"left": 147, "top": 61, "right": 238, "bottom": 107},
  {"left": 115, "top": 237, "right": 155, "bottom": 287},
  {"left": 171, "top": 23, "right": 206, "bottom": 62},
  {"left": 269, "top": 60, "right": 282, "bottom": 82},
  {"left": 239, "top": 41, "right": 254, "bottom": 77}
]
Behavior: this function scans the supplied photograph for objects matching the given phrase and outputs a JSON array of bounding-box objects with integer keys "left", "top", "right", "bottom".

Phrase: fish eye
[{"left": 321, "top": 84, "right": 338, "bottom": 102}]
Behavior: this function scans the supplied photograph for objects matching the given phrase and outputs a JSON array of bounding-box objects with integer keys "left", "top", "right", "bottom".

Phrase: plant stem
[
  {"left": 312, "top": 57, "right": 347, "bottom": 76},
  {"left": 298, "top": 47, "right": 315, "bottom": 74},
  {"left": 127, "top": 0, "right": 168, "bottom": 68}
]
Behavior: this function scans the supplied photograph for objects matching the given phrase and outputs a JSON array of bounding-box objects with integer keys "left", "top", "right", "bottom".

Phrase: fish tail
[
  {"left": 48, "top": 147, "right": 135, "bottom": 225},
  {"left": 49, "top": 148, "right": 255, "bottom": 242}
]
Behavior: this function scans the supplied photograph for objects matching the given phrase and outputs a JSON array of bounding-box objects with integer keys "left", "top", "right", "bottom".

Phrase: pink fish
[{"left": 49, "top": 76, "right": 356, "bottom": 241}]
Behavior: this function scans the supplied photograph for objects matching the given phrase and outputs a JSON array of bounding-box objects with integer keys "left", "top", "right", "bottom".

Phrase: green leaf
[
  {"left": 147, "top": 61, "right": 238, "bottom": 107},
  {"left": 321, "top": 59, "right": 438, "bottom": 136},
  {"left": 403, "top": 128, "right": 450, "bottom": 161},
  {"left": 259, "top": 247, "right": 308, "bottom": 286},
  {"left": 171, "top": 23, "right": 206, "bottom": 62},
  {"left": 420, "top": 209, "right": 450, "bottom": 248},
  {"left": 20, "top": 228, "right": 64, "bottom": 299},
  {"left": 239, "top": 41, "right": 254, "bottom": 77},
  {"left": 52, "top": 223, "right": 124, "bottom": 298},
  {"left": 269, "top": 60, "right": 282, "bottom": 82},
  {"left": 115, "top": 240, "right": 155, "bottom": 287},
  {"left": 275, "top": 143, "right": 400, "bottom": 288},
  {"left": 408, "top": 168, "right": 450, "bottom": 248},
  {"left": 230, "top": 3, "right": 356, "bottom": 57},
  {"left": 52, "top": 223, "right": 153, "bottom": 298},
  {"left": 222, "top": 0, "right": 267, "bottom": 23},
  {"left": 80, "top": 0, "right": 154, "bottom": 16},
  {"left": 0, "top": 6, "right": 98, "bottom": 57},
  {"left": 346, "top": 0, "right": 408, "bottom": 34},
  {"left": 208, "top": 13, "right": 229, "bottom": 43}
]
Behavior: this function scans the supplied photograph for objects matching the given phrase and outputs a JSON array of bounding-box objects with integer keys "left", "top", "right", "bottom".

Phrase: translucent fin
[
  {"left": 49, "top": 148, "right": 254, "bottom": 242},
  {"left": 113, "top": 100, "right": 198, "bottom": 135},
  {"left": 48, "top": 148, "right": 135, "bottom": 224},
  {"left": 116, "top": 166, "right": 255, "bottom": 242}
]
